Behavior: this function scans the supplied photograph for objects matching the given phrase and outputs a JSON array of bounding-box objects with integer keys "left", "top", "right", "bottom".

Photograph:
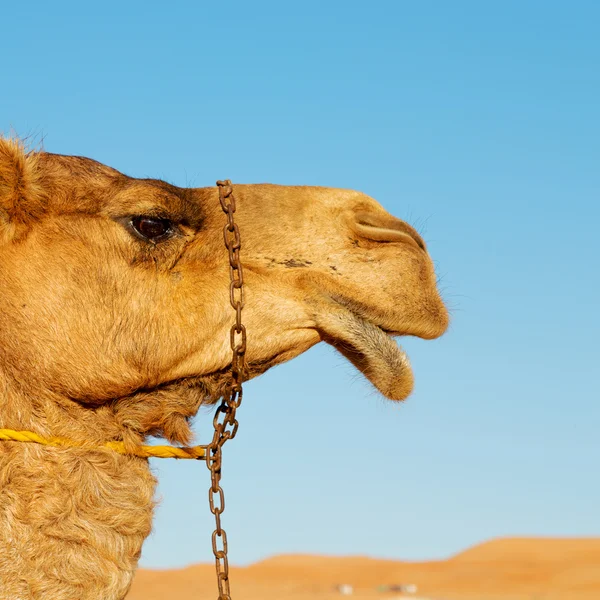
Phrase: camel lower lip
[{"left": 315, "top": 303, "right": 414, "bottom": 401}]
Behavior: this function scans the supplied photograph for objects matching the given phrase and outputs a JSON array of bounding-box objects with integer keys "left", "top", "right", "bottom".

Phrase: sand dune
[{"left": 127, "top": 538, "right": 600, "bottom": 599}]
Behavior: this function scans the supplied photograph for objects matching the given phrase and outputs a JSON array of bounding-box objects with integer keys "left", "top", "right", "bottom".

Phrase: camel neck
[
  {"left": 0, "top": 373, "right": 157, "bottom": 600},
  {"left": 0, "top": 431, "right": 156, "bottom": 600}
]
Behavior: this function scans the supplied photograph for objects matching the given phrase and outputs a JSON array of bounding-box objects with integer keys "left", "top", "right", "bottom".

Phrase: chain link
[{"left": 205, "top": 180, "right": 247, "bottom": 600}]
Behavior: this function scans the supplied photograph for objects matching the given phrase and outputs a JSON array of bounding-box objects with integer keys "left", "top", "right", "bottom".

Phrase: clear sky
[{"left": 2, "top": 0, "right": 599, "bottom": 569}]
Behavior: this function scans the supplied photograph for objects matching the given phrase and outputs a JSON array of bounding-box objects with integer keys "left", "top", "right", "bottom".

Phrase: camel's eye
[{"left": 130, "top": 216, "right": 173, "bottom": 241}]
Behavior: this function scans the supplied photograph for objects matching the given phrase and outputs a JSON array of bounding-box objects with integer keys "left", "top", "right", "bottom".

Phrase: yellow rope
[{"left": 0, "top": 429, "right": 206, "bottom": 460}]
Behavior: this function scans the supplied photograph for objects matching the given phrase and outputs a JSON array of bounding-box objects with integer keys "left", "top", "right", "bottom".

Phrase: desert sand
[{"left": 127, "top": 537, "right": 600, "bottom": 599}]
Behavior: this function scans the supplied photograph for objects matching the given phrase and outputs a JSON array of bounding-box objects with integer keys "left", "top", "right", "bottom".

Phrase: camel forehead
[
  {"left": 105, "top": 180, "right": 204, "bottom": 225},
  {"left": 39, "top": 153, "right": 204, "bottom": 226}
]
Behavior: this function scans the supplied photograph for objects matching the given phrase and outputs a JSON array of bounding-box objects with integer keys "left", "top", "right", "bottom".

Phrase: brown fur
[{"left": 0, "top": 137, "right": 448, "bottom": 599}]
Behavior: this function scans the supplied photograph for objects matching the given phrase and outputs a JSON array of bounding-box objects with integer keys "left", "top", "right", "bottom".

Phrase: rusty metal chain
[{"left": 205, "top": 180, "right": 247, "bottom": 600}]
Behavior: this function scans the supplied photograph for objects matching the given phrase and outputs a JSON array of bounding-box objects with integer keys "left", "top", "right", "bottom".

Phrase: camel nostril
[{"left": 353, "top": 211, "right": 426, "bottom": 251}]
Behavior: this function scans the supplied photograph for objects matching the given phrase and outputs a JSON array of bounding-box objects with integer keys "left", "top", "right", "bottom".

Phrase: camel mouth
[{"left": 315, "top": 302, "right": 414, "bottom": 401}]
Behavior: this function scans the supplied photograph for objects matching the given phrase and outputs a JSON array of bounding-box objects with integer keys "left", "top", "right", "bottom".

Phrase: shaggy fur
[{"left": 0, "top": 137, "right": 448, "bottom": 599}]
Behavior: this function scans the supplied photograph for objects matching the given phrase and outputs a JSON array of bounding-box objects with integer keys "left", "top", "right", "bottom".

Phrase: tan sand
[{"left": 127, "top": 537, "right": 600, "bottom": 599}]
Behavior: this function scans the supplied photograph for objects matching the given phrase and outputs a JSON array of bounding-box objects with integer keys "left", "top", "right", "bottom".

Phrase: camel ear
[{"left": 0, "top": 138, "right": 46, "bottom": 230}]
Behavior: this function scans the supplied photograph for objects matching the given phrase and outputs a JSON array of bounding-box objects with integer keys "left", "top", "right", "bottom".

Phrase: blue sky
[{"left": 2, "top": 0, "right": 598, "bottom": 568}]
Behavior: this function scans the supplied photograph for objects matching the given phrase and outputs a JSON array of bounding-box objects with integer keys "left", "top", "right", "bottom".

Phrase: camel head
[{"left": 0, "top": 138, "right": 448, "bottom": 446}]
